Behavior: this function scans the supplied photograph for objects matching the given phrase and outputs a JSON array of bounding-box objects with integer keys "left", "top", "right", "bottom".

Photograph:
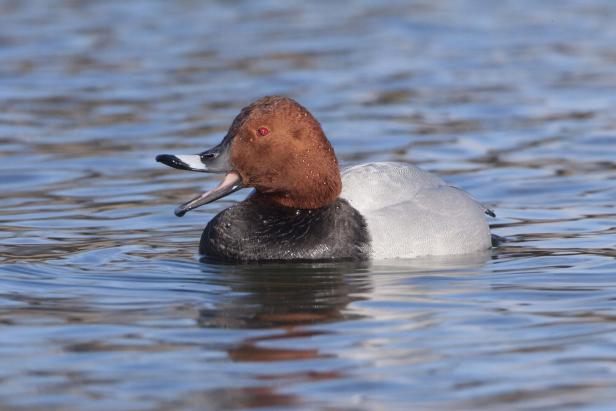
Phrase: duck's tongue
[{"left": 174, "top": 171, "right": 243, "bottom": 217}]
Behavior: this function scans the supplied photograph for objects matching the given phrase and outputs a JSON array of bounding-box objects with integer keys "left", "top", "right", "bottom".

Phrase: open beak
[
  {"left": 156, "top": 135, "right": 243, "bottom": 216},
  {"left": 170, "top": 171, "right": 242, "bottom": 217}
]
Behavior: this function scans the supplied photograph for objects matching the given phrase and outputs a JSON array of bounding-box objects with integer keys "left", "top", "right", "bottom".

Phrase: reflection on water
[
  {"left": 198, "top": 262, "right": 372, "bottom": 330},
  {"left": 1, "top": 0, "right": 616, "bottom": 410}
]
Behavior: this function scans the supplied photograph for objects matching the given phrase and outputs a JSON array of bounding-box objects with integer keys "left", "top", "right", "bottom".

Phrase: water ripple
[{"left": 1, "top": 0, "right": 616, "bottom": 410}]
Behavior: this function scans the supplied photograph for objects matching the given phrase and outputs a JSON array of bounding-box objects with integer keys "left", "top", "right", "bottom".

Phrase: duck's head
[{"left": 157, "top": 96, "right": 342, "bottom": 216}]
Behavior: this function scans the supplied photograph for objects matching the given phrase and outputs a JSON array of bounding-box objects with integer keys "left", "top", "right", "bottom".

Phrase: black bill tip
[{"left": 156, "top": 154, "right": 189, "bottom": 170}]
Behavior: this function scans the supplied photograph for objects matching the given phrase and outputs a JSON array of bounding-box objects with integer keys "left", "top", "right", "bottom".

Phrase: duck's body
[
  {"left": 200, "top": 197, "right": 369, "bottom": 261},
  {"left": 341, "top": 162, "right": 492, "bottom": 259},
  {"left": 157, "top": 96, "right": 494, "bottom": 262}
]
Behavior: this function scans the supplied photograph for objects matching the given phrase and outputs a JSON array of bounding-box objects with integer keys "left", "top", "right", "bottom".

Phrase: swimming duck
[{"left": 156, "top": 96, "right": 493, "bottom": 261}]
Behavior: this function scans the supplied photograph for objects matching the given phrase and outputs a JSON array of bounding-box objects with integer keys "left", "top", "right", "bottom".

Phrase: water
[{"left": 1, "top": 0, "right": 615, "bottom": 409}]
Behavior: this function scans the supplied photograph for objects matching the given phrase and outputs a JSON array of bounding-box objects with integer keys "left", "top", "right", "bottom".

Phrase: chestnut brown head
[{"left": 156, "top": 96, "right": 342, "bottom": 215}]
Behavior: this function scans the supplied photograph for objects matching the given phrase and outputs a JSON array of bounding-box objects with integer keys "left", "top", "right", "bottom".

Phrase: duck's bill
[
  {"left": 174, "top": 171, "right": 243, "bottom": 217},
  {"left": 156, "top": 136, "right": 240, "bottom": 216},
  {"left": 156, "top": 137, "right": 233, "bottom": 173},
  {"left": 155, "top": 154, "right": 210, "bottom": 172}
]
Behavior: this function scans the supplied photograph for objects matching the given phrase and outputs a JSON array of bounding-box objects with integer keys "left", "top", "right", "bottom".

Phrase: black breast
[{"left": 199, "top": 198, "right": 370, "bottom": 262}]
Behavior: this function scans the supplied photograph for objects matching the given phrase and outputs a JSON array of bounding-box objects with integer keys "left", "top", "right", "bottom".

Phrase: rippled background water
[{"left": 1, "top": 1, "right": 615, "bottom": 410}]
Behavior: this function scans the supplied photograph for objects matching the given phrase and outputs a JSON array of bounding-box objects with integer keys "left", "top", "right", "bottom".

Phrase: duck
[{"left": 156, "top": 96, "right": 494, "bottom": 261}]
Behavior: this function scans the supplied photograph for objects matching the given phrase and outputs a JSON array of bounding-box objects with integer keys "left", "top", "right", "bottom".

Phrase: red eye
[{"left": 257, "top": 127, "right": 269, "bottom": 137}]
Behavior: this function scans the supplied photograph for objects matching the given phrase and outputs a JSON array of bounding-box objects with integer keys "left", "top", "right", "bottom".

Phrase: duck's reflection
[
  {"left": 198, "top": 259, "right": 371, "bottom": 329},
  {"left": 194, "top": 254, "right": 490, "bottom": 408},
  {"left": 196, "top": 253, "right": 491, "bottom": 358},
  {"left": 198, "top": 260, "right": 371, "bottom": 360},
  {"left": 194, "top": 260, "right": 371, "bottom": 407}
]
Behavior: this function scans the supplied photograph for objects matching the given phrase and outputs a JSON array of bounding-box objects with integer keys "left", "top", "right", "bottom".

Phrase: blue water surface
[{"left": 1, "top": 1, "right": 615, "bottom": 410}]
